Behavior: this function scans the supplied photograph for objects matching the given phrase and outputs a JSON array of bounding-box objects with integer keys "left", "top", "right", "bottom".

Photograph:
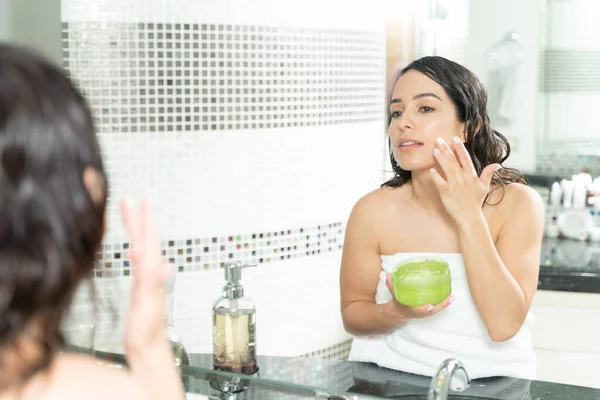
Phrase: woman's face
[{"left": 388, "top": 70, "right": 466, "bottom": 173}]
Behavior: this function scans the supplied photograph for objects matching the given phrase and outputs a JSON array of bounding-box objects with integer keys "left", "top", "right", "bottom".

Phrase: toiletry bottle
[
  {"left": 164, "top": 274, "right": 191, "bottom": 367},
  {"left": 562, "top": 180, "right": 574, "bottom": 209},
  {"left": 573, "top": 180, "right": 588, "bottom": 209},
  {"left": 213, "top": 261, "right": 258, "bottom": 375},
  {"left": 592, "top": 177, "right": 600, "bottom": 208},
  {"left": 545, "top": 182, "right": 562, "bottom": 238},
  {"left": 546, "top": 215, "right": 560, "bottom": 238},
  {"left": 550, "top": 181, "right": 562, "bottom": 209}
]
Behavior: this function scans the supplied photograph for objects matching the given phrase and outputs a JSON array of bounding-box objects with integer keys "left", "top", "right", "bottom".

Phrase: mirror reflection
[{"left": 1, "top": 0, "right": 600, "bottom": 399}]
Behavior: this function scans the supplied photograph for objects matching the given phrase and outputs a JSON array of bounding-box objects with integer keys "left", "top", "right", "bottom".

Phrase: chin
[{"left": 394, "top": 156, "right": 435, "bottom": 172}]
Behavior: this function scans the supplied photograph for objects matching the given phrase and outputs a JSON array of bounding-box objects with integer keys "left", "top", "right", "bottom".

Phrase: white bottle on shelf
[
  {"left": 550, "top": 182, "right": 562, "bottom": 208},
  {"left": 573, "top": 180, "right": 588, "bottom": 209},
  {"left": 545, "top": 181, "right": 562, "bottom": 238},
  {"left": 562, "top": 180, "right": 574, "bottom": 209}
]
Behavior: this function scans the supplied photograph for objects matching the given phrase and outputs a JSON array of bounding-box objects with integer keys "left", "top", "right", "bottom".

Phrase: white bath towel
[{"left": 349, "top": 253, "right": 536, "bottom": 380}]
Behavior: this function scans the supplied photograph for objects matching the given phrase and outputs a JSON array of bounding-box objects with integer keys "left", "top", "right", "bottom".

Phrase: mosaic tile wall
[
  {"left": 62, "top": 22, "right": 382, "bottom": 133},
  {"left": 299, "top": 339, "right": 353, "bottom": 361},
  {"left": 61, "top": 0, "right": 385, "bottom": 258},
  {"left": 61, "top": 0, "right": 382, "bottom": 359},
  {"left": 95, "top": 221, "right": 346, "bottom": 277},
  {"left": 536, "top": 151, "right": 600, "bottom": 178}
]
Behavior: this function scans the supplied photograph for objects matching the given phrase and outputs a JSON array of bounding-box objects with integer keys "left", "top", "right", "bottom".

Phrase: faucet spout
[{"left": 427, "top": 358, "right": 470, "bottom": 400}]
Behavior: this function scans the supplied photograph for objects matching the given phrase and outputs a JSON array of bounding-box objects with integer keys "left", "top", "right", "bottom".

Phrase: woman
[
  {"left": 0, "top": 44, "right": 184, "bottom": 399},
  {"left": 340, "top": 56, "right": 544, "bottom": 380}
]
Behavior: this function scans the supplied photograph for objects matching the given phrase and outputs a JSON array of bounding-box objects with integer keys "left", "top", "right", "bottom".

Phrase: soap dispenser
[{"left": 212, "top": 261, "right": 258, "bottom": 375}]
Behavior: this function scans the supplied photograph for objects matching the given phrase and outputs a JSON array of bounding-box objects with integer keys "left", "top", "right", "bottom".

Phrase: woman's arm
[
  {"left": 457, "top": 185, "right": 544, "bottom": 342},
  {"left": 340, "top": 194, "right": 403, "bottom": 335},
  {"left": 340, "top": 193, "right": 452, "bottom": 336},
  {"left": 121, "top": 198, "right": 186, "bottom": 400},
  {"left": 431, "top": 137, "right": 545, "bottom": 342}
]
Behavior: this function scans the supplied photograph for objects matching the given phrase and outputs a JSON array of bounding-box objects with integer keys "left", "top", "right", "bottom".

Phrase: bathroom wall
[
  {"left": 536, "top": 0, "right": 600, "bottom": 177},
  {"left": 381, "top": 0, "right": 471, "bottom": 182},
  {"left": 0, "top": 0, "right": 11, "bottom": 41},
  {"left": 384, "top": 0, "right": 594, "bottom": 178},
  {"left": 464, "top": 0, "right": 544, "bottom": 174},
  {"left": 61, "top": 0, "right": 386, "bottom": 358},
  {"left": 1, "top": 0, "right": 62, "bottom": 63},
  {"left": 382, "top": 0, "right": 542, "bottom": 177}
]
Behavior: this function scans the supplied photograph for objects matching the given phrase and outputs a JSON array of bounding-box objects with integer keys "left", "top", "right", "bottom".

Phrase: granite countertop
[
  {"left": 538, "top": 237, "right": 600, "bottom": 293},
  {"left": 524, "top": 173, "right": 564, "bottom": 188},
  {"left": 71, "top": 347, "right": 600, "bottom": 399}
]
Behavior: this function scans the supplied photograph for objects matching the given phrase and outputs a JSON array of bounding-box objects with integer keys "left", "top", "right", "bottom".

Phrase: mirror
[
  {"left": 537, "top": 0, "right": 600, "bottom": 178},
  {"left": 2, "top": 0, "right": 600, "bottom": 398}
]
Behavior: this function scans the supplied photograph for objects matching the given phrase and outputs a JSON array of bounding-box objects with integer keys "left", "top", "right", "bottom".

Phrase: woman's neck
[{"left": 409, "top": 169, "right": 448, "bottom": 215}]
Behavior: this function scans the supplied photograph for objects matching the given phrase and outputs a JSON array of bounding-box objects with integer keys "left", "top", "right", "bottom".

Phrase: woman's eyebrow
[{"left": 389, "top": 92, "right": 443, "bottom": 104}]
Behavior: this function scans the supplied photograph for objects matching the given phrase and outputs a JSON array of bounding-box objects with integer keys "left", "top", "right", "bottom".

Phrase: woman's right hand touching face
[{"left": 385, "top": 273, "right": 454, "bottom": 321}]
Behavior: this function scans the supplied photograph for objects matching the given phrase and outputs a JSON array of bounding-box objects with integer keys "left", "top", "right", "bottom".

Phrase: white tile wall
[
  {"left": 546, "top": 0, "right": 600, "bottom": 51},
  {"left": 539, "top": 0, "right": 600, "bottom": 171},
  {"left": 541, "top": 93, "right": 600, "bottom": 144},
  {"left": 61, "top": 0, "right": 386, "bottom": 358},
  {"left": 65, "top": 252, "right": 353, "bottom": 358},
  {"left": 465, "top": 0, "right": 544, "bottom": 174}
]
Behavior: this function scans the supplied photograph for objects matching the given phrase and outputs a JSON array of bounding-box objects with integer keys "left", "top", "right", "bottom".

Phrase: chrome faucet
[{"left": 428, "top": 358, "right": 470, "bottom": 400}]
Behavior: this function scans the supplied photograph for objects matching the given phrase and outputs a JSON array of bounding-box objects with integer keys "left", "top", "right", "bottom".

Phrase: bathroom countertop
[
  {"left": 524, "top": 173, "right": 564, "bottom": 188},
  {"left": 525, "top": 174, "right": 600, "bottom": 293},
  {"left": 538, "top": 237, "right": 600, "bottom": 293},
  {"left": 70, "top": 347, "right": 600, "bottom": 399}
]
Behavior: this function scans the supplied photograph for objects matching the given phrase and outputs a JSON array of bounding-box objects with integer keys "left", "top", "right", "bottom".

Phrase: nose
[{"left": 393, "top": 111, "right": 414, "bottom": 132}]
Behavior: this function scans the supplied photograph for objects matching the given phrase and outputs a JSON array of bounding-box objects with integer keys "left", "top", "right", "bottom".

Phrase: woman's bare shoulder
[
  {"left": 490, "top": 182, "right": 545, "bottom": 222},
  {"left": 41, "top": 354, "right": 147, "bottom": 400},
  {"left": 351, "top": 185, "right": 410, "bottom": 218},
  {"left": 495, "top": 183, "right": 544, "bottom": 208}
]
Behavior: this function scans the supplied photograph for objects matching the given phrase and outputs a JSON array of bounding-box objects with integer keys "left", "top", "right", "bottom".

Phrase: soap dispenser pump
[{"left": 212, "top": 261, "right": 258, "bottom": 375}]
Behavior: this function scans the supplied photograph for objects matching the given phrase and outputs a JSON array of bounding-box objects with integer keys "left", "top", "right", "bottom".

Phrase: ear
[
  {"left": 83, "top": 167, "right": 107, "bottom": 235},
  {"left": 474, "top": 120, "right": 482, "bottom": 135},
  {"left": 458, "top": 121, "right": 468, "bottom": 142},
  {"left": 83, "top": 167, "right": 106, "bottom": 206},
  {"left": 461, "top": 119, "right": 482, "bottom": 142}
]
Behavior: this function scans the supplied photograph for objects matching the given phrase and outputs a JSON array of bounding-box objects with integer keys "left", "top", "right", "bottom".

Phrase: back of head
[
  {"left": 0, "top": 43, "right": 107, "bottom": 388},
  {"left": 384, "top": 56, "right": 525, "bottom": 195}
]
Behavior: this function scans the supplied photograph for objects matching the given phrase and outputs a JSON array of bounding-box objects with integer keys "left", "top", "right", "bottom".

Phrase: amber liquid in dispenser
[{"left": 212, "top": 308, "right": 257, "bottom": 375}]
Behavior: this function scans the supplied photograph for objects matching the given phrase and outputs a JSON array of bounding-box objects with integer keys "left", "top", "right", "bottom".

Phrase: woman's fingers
[
  {"left": 433, "top": 138, "right": 460, "bottom": 184},
  {"left": 386, "top": 273, "right": 395, "bottom": 294},
  {"left": 409, "top": 295, "right": 455, "bottom": 318},
  {"left": 451, "top": 136, "right": 477, "bottom": 176}
]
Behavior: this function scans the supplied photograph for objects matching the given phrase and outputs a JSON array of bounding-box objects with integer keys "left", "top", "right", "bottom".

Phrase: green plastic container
[{"left": 392, "top": 256, "right": 451, "bottom": 307}]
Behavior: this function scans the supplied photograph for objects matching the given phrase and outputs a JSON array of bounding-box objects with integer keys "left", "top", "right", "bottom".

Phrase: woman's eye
[
  {"left": 420, "top": 106, "right": 434, "bottom": 113},
  {"left": 390, "top": 111, "right": 403, "bottom": 119}
]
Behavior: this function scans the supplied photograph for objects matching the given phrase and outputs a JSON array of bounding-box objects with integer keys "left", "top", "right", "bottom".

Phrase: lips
[{"left": 398, "top": 139, "right": 424, "bottom": 148}]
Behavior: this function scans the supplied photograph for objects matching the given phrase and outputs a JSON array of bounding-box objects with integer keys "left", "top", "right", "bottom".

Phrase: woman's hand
[
  {"left": 121, "top": 197, "right": 172, "bottom": 357},
  {"left": 120, "top": 197, "right": 185, "bottom": 400},
  {"left": 431, "top": 136, "right": 500, "bottom": 222},
  {"left": 385, "top": 273, "right": 453, "bottom": 321}
]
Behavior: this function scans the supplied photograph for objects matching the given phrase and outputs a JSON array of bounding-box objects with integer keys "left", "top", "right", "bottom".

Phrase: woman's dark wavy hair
[
  {"left": 383, "top": 56, "right": 525, "bottom": 202},
  {"left": 0, "top": 44, "right": 107, "bottom": 388}
]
